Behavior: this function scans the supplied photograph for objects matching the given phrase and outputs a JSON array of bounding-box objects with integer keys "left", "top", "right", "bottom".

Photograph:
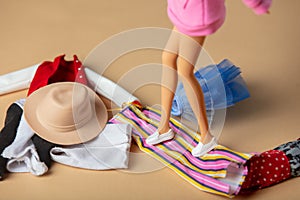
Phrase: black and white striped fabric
[{"left": 274, "top": 139, "right": 300, "bottom": 177}]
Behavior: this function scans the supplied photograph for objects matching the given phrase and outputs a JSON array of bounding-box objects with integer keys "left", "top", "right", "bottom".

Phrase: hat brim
[{"left": 24, "top": 82, "right": 108, "bottom": 145}]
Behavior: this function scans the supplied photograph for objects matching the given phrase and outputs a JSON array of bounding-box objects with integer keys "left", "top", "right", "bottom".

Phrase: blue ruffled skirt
[{"left": 171, "top": 59, "right": 250, "bottom": 123}]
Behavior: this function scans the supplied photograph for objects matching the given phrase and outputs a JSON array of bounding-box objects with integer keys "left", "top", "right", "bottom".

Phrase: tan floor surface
[{"left": 0, "top": 0, "right": 300, "bottom": 199}]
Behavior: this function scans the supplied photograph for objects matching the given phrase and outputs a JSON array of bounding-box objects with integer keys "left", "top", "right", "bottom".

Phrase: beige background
[{"left": 0, "top": 0, "right": 300, "bottom": 199}]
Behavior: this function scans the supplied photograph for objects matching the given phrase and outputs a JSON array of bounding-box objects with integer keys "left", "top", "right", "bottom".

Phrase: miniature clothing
[
  {"left": 241, "top": 150, "right": 291, "bottom": 192},
  {"left": 0, "top": 103, "right": 23, "bottom": 179},
  {"left": 0, "top": 64, "right": 39, "bottom": 95},
  {"left": 27, "top": 55, "right": 88, "bottom": 96},
  {"left": 31, "top": 135, "right": 56, "bottom": 169},
  {"left": 0, "top": 56, "right": 139, "bottom": 107},
  {"left": 167, "top": 0, "right": 272, "bottom": 36},
  {"left": 242, "top": 0, "right": 272, "bottom": 15},
  {"left": 0, "top": 55, "right": 139, "bottom": 176},
  {"left": 3, "top": 100, "right": 34, "bottom": 157},
  {"left": 84, "top": 68, "right": 138, "bottom": 107},
  {"left": 167, "top": 0, "right": 226, "bottom": 36},
  {"left": 171, "top": 59, "right": 250, "bottom": 123},
  {"left": 22, "top": 55, "right": 89, "bottom": 169},
  {"left": 3, "top": 114, "right": 48, "bottom": 176},
  {"left": 274, "top": 138, "right": 300, "bottom": 177},
  {"left": 6, "top": 145, "right": 48, "bottom": 176},
  {"left": 110, "top": 103, "right": 254, "bottom": 198},
  {"left": 50, "top": 124, "right": 132, "bottom": 170},
  {"left": 2, "top": 100, "right": 48, "bottom": 176},
  {"left": 1, "top": 55, "right": 90, "bottom": 175}
]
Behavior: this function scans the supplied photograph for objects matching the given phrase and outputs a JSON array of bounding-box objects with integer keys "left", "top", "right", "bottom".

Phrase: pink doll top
[{"left": 167, "top": 0, "right": 272, "bottom": 36}]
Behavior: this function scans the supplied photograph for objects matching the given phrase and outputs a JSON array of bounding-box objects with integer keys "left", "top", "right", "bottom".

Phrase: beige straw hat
[{"left": 24, "top": 82, "right": 108, "bottom": 145}]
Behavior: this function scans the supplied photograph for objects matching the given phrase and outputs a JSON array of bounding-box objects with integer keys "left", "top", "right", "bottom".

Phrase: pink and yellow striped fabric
[{"left": 110, "top": 103, "right": 253, "bottom": 197}]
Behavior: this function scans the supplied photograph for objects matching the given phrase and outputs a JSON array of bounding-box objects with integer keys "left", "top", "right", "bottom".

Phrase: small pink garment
[
  {"left": 167, "top": 0, "right": 272, "bottom": 36},
  {"left": 243, "top": 0, "right": 272, "bottom": 15}
]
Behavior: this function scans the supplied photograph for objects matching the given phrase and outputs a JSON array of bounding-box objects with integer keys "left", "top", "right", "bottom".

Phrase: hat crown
[{"left": 37, "top": 84, "right": 93, "bottom": 133}]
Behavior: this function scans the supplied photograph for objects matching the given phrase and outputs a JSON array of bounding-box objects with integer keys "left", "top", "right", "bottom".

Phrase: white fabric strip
[
  {"left": 0, "top": 64, "right": 140, "bottom": 107},
  {"left": 0, "top": 64, "right": 40, "bottom": 95},
  {"left": 85, "top": 68, "right": 139, "bottom": 107},
  {"left": 2, "top": 99, "right": 48, "bottom": 176},
  {"left": 50, "top": 123, "right": 132, "bottom": 170}
]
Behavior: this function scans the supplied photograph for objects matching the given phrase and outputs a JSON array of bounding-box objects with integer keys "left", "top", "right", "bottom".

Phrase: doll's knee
[
  {"left": 178, "top": 69, "right": 194, "bottom": 80},
  {"left": 177, "top": 58, "right": 194, "bottom": 79},
  {"left": 162, "top": 50, "right": 178, "bottom": 66}
]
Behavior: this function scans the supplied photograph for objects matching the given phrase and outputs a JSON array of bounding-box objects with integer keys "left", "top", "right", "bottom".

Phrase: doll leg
[
  {"left": 177, "top": 34, "right": 210, "bottom": 140},
  {"left": 146, "top": 30, "right": 179, "bottom": 145},
  {"left": 176, "top": 57, "right": 211, "bottom": 141},
  {"left": 158, "top": 51, "right": 178, "bottom": 133},
  {"left": 176, "top": 33, "right": 217, "bottom": 156}
]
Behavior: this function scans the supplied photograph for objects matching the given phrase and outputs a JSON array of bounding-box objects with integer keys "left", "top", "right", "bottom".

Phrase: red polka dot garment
[{"left": 241, "top": 150, "right": 291, "bottom": 191}]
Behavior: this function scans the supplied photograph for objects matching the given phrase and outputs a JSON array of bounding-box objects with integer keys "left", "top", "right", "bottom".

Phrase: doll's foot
[
  {"left": 191, "top": 137, "right": 217, "bottom": 157},
  {"left": 146, "top": 129, "right": 175, "bottom": 145}
]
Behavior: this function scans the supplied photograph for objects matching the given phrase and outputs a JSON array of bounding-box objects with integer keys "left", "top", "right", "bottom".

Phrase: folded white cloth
[
  {"left": 2, "top": 99, "right": 48, "bottom": 176},
  {"left": 6, "top": 145, "right": 48, "bottom": 176},
  {"left": 2, "top": 114, "right": 34, "bottom": 157},
  {"left": 0, "top": 65, "right": 139, "bottom": 107},
  {"left": 0, "top": 64, "right": 39, "bottom": 95},
  {"left": 50, "top": 124, "right": 132, "bottom": 170},
  {"left": 85, "top": 68, "right": 138, "bottom": 107}
]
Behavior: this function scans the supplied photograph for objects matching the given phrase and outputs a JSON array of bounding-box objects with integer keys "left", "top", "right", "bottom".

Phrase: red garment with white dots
[
  {"left": 241, "top": 150, "right": 291, "bottom": 191},
  {"left": 27, "top": 54, "right": 88, "bottom": 96}
]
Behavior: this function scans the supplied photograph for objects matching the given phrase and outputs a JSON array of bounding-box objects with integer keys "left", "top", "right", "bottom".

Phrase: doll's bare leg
[
  {"left": 146, "top": 61, "right": 177, "bottom": 145},
  {"left": 158, "top": 51, "right": 178, "bottom": 133},
  {"left": 177, "top": 34, "right": 213, "bottom": 143},
  {"left": 158, "top": 29, "right": 179, "bottom": 133},
  {"left": 145, "top": 30, "right": 179, "bottom": 145},
  {"left": 177, "top": 57, "right": 213, "bottom": 143},
  {"left": 177, "top": 34, "right": 217, "bottom": 156}
]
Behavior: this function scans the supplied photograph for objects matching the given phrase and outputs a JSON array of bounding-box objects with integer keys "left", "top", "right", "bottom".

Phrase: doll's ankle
[
  {"left": 201, "top": 132, "right": 214, "bottom": 144},
  {"left": 158, "top": 127, "right": 171, "bottom": 134}
]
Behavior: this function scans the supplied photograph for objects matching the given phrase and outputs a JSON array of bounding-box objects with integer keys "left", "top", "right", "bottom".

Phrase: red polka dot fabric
[
  {"left": 241, "top": 150, "right": 291, "bottom": 192},
  {"left": 27, "top": 55, "right": 88, "bottom": 96}
]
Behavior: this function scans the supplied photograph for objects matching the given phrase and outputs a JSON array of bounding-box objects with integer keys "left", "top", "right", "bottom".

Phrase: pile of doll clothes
[{"left": 0, "top": 55, "right": 138, "bottom": 179}]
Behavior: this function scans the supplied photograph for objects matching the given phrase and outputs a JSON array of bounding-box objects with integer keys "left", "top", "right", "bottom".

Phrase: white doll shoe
[
  {"left": 146, "top": 129, "right": 175, "bottom": 145},
  {"left": 191, "top": 137, "right": 217, "bottom": 157}
]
